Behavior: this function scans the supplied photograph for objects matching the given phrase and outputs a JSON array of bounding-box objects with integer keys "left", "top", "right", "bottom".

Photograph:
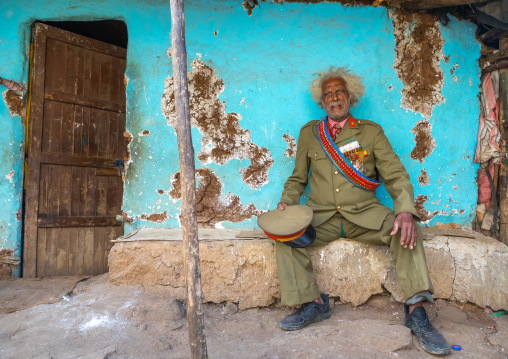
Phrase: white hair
[{"left": 309, "top": 67, "right": 365, "bottom": 108}]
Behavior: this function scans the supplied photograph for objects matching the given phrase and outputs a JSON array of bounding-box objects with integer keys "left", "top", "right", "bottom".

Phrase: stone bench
[{"left": 108, "top": 228, "right": 508, "bottom": 311}]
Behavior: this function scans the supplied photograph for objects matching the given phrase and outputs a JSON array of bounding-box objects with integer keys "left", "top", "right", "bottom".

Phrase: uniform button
[
  {"left": 337, "top": 206, "right": 341, "bottom": 210},
  {"left": 334, "top": 171, "right": 339, "bottom": 175},
  {"left": 336, "top": 188, "right": 340, "bottom": 193},
  {"left": 314, "top": 153, "right": 318, "bottom": 157}
]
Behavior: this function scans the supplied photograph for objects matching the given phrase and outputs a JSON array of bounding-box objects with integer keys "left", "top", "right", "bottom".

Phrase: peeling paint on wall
[
  {"left": 120, "top": 212, "right": 134, "bottom": 223},
  {"left": 418, "top": 169, "right": 429, "bottom": 187},
  {"left": 410, "top": 121, "right": 435, "bottom": 163},
  {"left": 137, "top": 210, "right": 168, "bottom": 223},
  {"left": 161, "top": 58, "right": 274, "bottom": 189},
  {"left": 0, "top": 249, "right": 14, "bottom": 277},
  {"left": 5, "top": 170, "right": 15, "bottom": 184},
  {"left": 391, "top": 11, "right": 444, "bottom": 163},
  {"left": 2, "top": 90, "right": 25, "bottom": 119},
  {"left": 242, "top": 0, "right": 259, "bottom": 17},
  {"left": 168, "top": 167, "right": 260, "bottom": 227},
  {"left": 391, "top": 11, "right": 445, "bottom": 119},
  {"left": 282, "top": 134, "right": 296, "bottom": 158},
  {"left": 415, "top": 194, "right": 430, "bottom": 221}
]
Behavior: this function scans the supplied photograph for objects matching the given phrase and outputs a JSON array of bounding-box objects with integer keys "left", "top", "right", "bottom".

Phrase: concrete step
[{"left": 108, "top": 227, "right": 508, "bottom": 310}]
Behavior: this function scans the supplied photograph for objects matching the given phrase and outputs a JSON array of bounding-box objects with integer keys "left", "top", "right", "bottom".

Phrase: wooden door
[{"left": 24, "top": 23, "right": 127, "bottom": 278}]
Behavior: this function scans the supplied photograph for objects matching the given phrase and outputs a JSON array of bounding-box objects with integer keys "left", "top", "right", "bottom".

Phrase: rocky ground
[{"left": 0, "top": 274, "right": 507, "bottom": 359}]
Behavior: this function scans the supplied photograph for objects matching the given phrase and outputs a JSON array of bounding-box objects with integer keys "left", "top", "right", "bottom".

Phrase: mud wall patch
[
  {"left": 282, "top": 134, "right": 297, "bottom": 158},
  {"left": 161, "top": 58, "right": 273, "bottom": 190},
  {"left": 168, "top": 167, "right": 260, "bottom": 227},
  {"left": 391, "top": 11, "right": 444, "bottom": 163}
]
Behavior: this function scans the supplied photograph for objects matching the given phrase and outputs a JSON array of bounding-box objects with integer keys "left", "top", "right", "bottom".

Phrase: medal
[{"left": 339, "top": 139, "right": 368, "bottom": 174}]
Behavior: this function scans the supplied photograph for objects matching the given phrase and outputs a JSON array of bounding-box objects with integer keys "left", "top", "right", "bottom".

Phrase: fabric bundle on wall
[{"left": 474, "top": 71, "right": 501, "bottom": 208}]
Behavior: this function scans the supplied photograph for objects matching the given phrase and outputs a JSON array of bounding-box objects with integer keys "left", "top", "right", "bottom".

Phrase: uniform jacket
[{"left": 280, "top": 116, "right": 419, "bottom": 230}]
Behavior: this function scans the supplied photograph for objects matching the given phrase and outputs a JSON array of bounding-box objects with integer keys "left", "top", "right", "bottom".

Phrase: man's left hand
[{"left": 390, "top": 212, "right": 417, "bottom": 250}]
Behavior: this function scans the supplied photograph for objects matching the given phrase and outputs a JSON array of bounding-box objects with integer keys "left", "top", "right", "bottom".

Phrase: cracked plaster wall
[{"left": 1, "top": 1, "right": 481, "bottom": 267}]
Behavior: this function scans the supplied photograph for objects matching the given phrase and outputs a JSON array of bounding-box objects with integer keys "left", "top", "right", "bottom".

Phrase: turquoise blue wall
[{"left": 0, "top": 1, "right": 480, "bottom": 275}]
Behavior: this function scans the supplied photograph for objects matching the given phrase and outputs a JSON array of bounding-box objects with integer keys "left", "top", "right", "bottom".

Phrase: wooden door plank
[
  {"left": 61, "top": 103, "right": 74, "bottom": 154},
  {"left": 64, "top": 42, "right": 77, "bottom": 95},
  {"left": 73, "top": 106, "right": 83, "bottom": 156},
  {"left": 71, "top": 166, "right": 81, "bottom": 216},
  {"left": 40, "top": 152, "right": 120, "bottom": 168},
  {"left": 107, "top": 175, "right": 121, "bottom": 215},
  {"left": 96, "top": 175, "right": 108, "bottom": 216},
  {"left": 90, "top": 52, "right": 101, "bottom": 100},
  {"left": 49, "top": 102, "right": 63, "bottom": 153},
  {"left": 47, "top": 165, "right": 60, "bottom": 217},
  {"left": 82, "top": 107, "right": 91, "bottom": 157},
  {"left": 97, "top": 111, "right": 110, "bottom": 158},
  {"left": 99, "top": 54, "right": 112, "bottom": 103},
  {"left": 88, "top": 108, "right": 98, "bottom": 157},
  {"left": 83, "top": 49, "right": 92, "bottom": 99},
  {"left": 41, "top": 102, "right": 54, "bottom": 155},
  {"left": 55, "top": 228, "right": 70, "bottom": 276},
  {"left": 69, "top": 227, "right": 78, "bottom": 275},
  {"left": 46, "top": 227, "right": 57, "bottom": 277},
  {"left": 36, "top": 228, "right": 47, "bottom": 276},
  {"left": 59, "top": 166, "right": 72, "bottom": 217},
  {"left": 74, "top": 45, "right": 85, "bottom": 97},
  {"left": 76, "top": 228, "right": 85, "bottom": 274},
  {"left": 38, "top": 216, "right": 120, "bottom": 227},
  {"left": 83, "top": 227, "right": 94, "bottom": 274},
  {"left": 84, "top": 167, "right": 97, "bottom": 216},
  {"left": 109, "top": 112, "right": 119, "bottom": 158},
  {"left": 93, "top": 227, "right": 105, "bottom": 275},
  {"left": 44, "top": 91, "right": 125, "bottom": 113},
  {"left": 38, "top": 164, "right": 50, "bottom": 218},
  {"left": 45, "top": 38, "right": 67, "bottom": 94}
]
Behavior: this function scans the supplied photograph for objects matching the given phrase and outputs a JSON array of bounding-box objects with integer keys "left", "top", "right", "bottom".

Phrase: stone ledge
[{"left": 108, "top": 228, "right": 508, "bottom": 310}]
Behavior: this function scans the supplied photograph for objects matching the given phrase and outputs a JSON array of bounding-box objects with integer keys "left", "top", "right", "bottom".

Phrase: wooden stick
[
  {"left": 498, "top": 64, "right": 508, "bottom": 245},
  {"left": 492, "top": 164, "right": 499, "bottom": 208},
  {"left": 169, "top": 1, "right": 208, "bottom": 357}
]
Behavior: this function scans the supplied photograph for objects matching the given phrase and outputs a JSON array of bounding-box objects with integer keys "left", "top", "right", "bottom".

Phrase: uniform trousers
[{"left": 276, "top": 211, "right": 434, "bottom": 306}]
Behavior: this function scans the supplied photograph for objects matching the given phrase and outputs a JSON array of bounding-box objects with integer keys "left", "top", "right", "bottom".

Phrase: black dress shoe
[
  {"left": 404, "top": 304, "right": 450, "bottom": 355},
  {"left": 279, "top": 294, "right": 331, "bottom": 331}
]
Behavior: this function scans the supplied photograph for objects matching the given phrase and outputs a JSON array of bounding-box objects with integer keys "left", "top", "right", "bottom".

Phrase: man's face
[{"left": 321, "top": 77, "right": 351, "bottom": 122}]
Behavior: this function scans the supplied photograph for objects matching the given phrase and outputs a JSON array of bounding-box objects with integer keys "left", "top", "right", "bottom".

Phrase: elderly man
[{"left": 276, "top": 67, "right": 449, "bottom": 355}]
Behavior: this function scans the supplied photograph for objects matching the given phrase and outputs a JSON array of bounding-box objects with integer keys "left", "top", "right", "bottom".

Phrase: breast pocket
[{"left": 307, "top": 149, "right": 327, "bottom": 161}]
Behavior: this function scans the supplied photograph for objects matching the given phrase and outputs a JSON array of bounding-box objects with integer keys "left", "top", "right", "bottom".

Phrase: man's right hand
[{"left": 277, "top": 202, "right": 289, "bottom": 210}]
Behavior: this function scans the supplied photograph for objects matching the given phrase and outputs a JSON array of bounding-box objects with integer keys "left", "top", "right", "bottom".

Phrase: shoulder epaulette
[{"left": 356, "top": 119, "right": 381, "bottom": 128}]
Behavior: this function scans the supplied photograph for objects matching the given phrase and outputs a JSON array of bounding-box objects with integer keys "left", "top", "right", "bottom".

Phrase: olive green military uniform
[{"left": 278, "top": 117, "right": 434, "bottom": 306}]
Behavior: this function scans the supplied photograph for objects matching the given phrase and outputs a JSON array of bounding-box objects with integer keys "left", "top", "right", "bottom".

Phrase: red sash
[{"left": 316, "top": 117, "right": 382, "bottom": 191}]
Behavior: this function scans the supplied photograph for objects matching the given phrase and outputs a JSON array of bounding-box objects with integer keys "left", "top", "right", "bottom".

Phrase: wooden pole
[
  {"left": 169, "top": 1, "right": 208, "bottom": 357},
  {"left": 499, "top": 67, "right": 508, "bottom": 245},
  {"left": 498, "top": 39, "right": 508, "bottom": 245}
]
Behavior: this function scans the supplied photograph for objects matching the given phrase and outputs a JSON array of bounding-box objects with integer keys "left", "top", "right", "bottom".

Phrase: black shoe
[
  {"left": 404, "top": 304, "right": 450, "bottom": 355},
  {"left": 279, "top": 294, "right": 331, "bottom": 331}
]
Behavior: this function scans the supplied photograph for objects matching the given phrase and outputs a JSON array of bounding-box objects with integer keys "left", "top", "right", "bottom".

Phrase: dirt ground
[{"left": 0, "top": 274, "right": 507, "bottom": 359}]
